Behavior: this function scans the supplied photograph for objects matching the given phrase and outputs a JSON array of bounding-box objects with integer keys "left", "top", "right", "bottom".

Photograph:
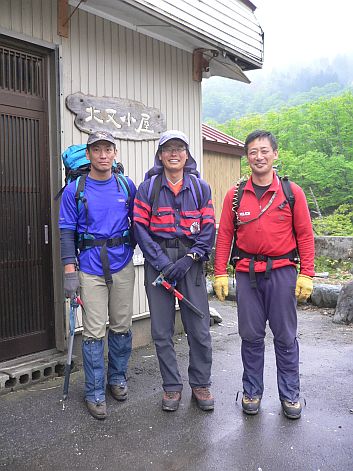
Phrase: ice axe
[
  {"left": 63, "top": 296, "right": 83, "bottom": 400},
  {"left": 152, "top": 273, "right": 205, "bottom": 319}
]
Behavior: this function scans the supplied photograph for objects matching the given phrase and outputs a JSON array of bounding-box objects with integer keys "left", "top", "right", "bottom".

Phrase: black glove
[
  {"left": 163, "top": 256, "right": 193, "bottom": 282},
  {"left": 64, "top": 271, "right": 80, "bottom": 299}
]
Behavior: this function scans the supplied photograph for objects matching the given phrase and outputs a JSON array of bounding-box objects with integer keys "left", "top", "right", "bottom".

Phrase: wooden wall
[
  {"left": 1, "top": 0, "right": 203, "bottom": 319},
  {"left": 203, "top": 150, "right": 241, "bottom": 223}
]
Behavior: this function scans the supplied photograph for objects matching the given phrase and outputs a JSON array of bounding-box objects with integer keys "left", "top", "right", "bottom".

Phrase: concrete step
[{"left": 0, "top": 349, "right": 77, "bottom": 395}]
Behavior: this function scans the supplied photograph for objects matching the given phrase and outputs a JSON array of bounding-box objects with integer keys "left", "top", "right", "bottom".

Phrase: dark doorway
[{"left": 0, "top": 41, "right": 55, "bottom": 361}]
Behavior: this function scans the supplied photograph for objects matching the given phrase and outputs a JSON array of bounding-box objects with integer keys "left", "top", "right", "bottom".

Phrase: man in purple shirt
[{"left": 59, "top": 131, "right": 136, "bottom": 420}]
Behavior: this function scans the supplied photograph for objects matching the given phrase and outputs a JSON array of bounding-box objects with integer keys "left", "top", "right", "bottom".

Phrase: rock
[
  {"left": 310, "top": 284, "right": 342, "bottom": 308},
  {"left": 227, "top": 277, "right": 236, "bottom": 301},
  {"left": 333, "top": 280, "right": 353, "bottom": 324},
  {"left": 209, "top": 307, "right": 223, "bottom": 323}
]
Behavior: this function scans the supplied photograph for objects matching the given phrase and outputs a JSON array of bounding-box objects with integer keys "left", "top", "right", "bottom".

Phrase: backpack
[
  {"left": 230, "top": 175, "right": 297, "bottom": 268},
  {"left": 147, "top": 172, "right": 203, "bottom": 215},
  {"left": 55, "top": 144, "right": 131, "bottom": 208}
]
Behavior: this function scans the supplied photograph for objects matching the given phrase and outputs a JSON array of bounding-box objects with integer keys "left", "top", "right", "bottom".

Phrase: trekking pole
[
  {"left": 63, "top": 296, "right": 83, "bottom": 400},
  {"left": 152, "top": 274, "right": 205, "bottom": 319}
]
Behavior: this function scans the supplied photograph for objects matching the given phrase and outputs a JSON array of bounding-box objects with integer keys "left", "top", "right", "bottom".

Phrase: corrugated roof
[
  {"left": 131, "top": 0, "right": 264, "bottom": 68},
  {"left": 77, "top": 0, "right": 264, "bottom": 72},
  {"left": 202, "top": 123, "right": 244, "bottom": 148}
]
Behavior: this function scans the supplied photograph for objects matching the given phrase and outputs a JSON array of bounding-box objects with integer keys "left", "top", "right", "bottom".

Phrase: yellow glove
[
  {"left": 295, "top": 274, "right": 313, "bottom": 302},
  {"left": 213, "top": 275, "right": 229, "bottom": 301}
]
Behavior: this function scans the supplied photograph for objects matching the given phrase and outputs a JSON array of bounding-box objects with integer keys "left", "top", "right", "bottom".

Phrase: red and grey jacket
[
  {"left": 215, "top": 173, "right": 315, "bottom": 277},
  {"left": 134, "top": 171, "right": 216, "bottom": 273}
]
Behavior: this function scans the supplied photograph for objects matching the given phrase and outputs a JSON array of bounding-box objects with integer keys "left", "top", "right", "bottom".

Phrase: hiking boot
[
  {"left": 85, "top": 400, "right": 107, "bottom": 420},
  {"left": 109, "top": 383, "right": 128, "bottom": 402},
  {"left": 241, "top": 394, "right": 261, "bottom": 415},
  {"left": 192, "top": 387, "right": 214, "bottom": 411},
  {"left": 162, "top": 391, "right": 181, "bottom": 411},
  {"left": 281, "top": 400, "right": 302, "bottom": 419}
]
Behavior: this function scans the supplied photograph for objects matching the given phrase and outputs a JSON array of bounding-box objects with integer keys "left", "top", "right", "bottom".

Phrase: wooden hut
[{"left": 202, "top": 124, "right": 244, "bottom": 222}]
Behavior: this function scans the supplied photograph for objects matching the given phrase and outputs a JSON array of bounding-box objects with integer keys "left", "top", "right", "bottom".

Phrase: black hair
[{"left": 244, "top": 130, "right": 278, "bottom": 154}]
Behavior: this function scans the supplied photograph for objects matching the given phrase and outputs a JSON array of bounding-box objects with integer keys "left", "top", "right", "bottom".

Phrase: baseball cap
[
  {"left": 87, "top": 131, "right": 116, "bottom": 146},
  {"left": 158, "top": 130, "right": 189, "bottom": 148}
]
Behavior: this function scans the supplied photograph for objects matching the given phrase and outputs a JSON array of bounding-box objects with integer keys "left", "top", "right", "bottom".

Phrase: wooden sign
[{"left": 66, "top": 92, "right": 166, "bottom": 141}]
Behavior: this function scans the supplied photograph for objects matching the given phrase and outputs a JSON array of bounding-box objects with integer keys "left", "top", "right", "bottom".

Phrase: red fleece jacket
[{"left": 214, "top": 174, "right": 315, "bottom": 277}]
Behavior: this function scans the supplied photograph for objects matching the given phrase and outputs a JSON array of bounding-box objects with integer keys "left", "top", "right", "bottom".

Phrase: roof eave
[
  {"left": 203, "top": 140, "right": 244, "bottom": 157},
  {"left": 73, "top": 0, "right": 264, "bottom": 72}
]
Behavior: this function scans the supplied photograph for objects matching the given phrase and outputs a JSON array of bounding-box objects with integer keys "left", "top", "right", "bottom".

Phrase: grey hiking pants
[{"left": 144, "top": 248, "right": 212, "bottom": 392}]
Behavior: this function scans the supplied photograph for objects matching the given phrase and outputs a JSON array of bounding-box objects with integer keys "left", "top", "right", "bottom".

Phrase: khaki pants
[{"left": 79, "top": 260, "right": 135, "bottom": 339}]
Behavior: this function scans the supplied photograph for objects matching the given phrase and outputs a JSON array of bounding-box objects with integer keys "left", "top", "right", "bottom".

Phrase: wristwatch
[{"left": 186, "top": 252, "right": 201, "bottom": 262}]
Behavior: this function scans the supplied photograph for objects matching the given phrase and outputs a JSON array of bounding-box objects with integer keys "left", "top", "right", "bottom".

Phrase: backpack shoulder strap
[
  {"left": 189, "top": 174, "right": 203, "bottom": 209},
  {"left": 74, "top": 174, "right": 89, "bottom": 232},
  {"left": 147, "top": 173, "right": 203, "bottom": 214},
  {"left": 237, "top": 180, "right": 246, "bottom": 205},
  {"left": 54, "top": 185, "right": 66, "bottom": 201},
  {"left": 232, "top": 179, "right": 247, "bottom": 229},
  {"left": 280, "top": 176, "right": 295, "bottom": 211},
  {"left": 114, "top": 172, "right": 131, "bottom": 208},
  {"left": 148, "top": 174, "right": 162, "bottom": 215},
  {"left": 75, "top": 174, "right": 87, "bottom": 210}
]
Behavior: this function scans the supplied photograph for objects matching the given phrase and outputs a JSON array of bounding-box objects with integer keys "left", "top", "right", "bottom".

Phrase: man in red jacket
[{"left": 214, "top": 130, "right": 314, "bottom": 419}]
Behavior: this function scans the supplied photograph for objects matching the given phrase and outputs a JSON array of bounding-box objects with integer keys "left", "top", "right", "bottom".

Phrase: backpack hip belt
[
  {"left": 77, "top": 232, "right": 131, "bottom": 286},
  {"left": 232, "top": 248, "right": 299, "bottom": 289},
  {"left": 77, "top": 234, "right": 130, "bottom": 250}
]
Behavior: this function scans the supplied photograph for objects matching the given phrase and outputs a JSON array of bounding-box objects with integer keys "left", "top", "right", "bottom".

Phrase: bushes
[{"left": 313, "top": 204, "right": 353, "bottom": 236}]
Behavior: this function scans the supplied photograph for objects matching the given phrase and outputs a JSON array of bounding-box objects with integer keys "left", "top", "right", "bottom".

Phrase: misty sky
[{"left": 252, "top": 0, "right": 353, "bottom": 72}]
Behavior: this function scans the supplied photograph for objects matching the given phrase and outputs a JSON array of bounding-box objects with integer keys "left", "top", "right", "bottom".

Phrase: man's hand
[
  {"left": 213, "top": 275, "right": 229, "bottom": 301},
  {"left": 295, "top": 274, "right": 313, "bottom": 302},
  {"left": 64, "top": 271, "right": 80, "bottom": 299},
  {"left": 163, "top": 256, "right": 193, "bottom": 282}
]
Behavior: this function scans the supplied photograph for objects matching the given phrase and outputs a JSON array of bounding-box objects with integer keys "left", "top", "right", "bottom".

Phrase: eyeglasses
[{"left": 161, "top": 145, "right": 186, "bottom": 154}]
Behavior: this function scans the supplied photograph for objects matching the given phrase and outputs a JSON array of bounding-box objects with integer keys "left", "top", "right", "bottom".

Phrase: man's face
[
  {"left": 246, "top": 137, "right": 278, "bottom": 178},
  {"left": 86, "top": 140, "right": 117, "bottom": 173},
  {"left": 158, "top": 139, "right": 188, "bottom": 173}
]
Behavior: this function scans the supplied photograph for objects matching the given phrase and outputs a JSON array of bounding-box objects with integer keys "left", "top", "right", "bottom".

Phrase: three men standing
[{"left": 59, "top": 128, "right": 314, "bottom": 421}]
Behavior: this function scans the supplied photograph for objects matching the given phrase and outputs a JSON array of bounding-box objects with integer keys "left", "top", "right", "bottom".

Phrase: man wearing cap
[
  {"left": 133, "top": 130, "right": 216, "bottom": 412},
  {"left": 59, "top": 131, "right": 136, "bottom": 420}
]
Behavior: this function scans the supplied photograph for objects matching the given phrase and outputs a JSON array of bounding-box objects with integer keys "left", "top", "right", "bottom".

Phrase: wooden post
[
  {"left": 193, "top": 49, "right": 209, "bottom": 82},
  {"left": 58, "top": 0, "right": 69, "bottom": 38}
]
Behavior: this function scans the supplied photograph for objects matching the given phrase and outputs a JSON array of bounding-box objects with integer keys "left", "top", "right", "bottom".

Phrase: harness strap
[
  {"left": 195, "top": 263, "right": 203, "bottom": 286},
  {"left": 234, "top": 249, "right": 299, "bottom": 289},
  {"left": 154, "top": 237, "right": 194, "bottom": 249},
  {"left": 249, "top": 258, "right": 257, "bottom": 288},
  {"left": 78, "top": 235, "right": 129, "bottom": 249},
  {"left": 234, "top": 249, "right": 299, "bottom": 263},
  {"left": 264, "top": 257, "right": 273, "bottom": 279},
  {"left": 78, "top": 234, "right": 130, "bottom": 286}
]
